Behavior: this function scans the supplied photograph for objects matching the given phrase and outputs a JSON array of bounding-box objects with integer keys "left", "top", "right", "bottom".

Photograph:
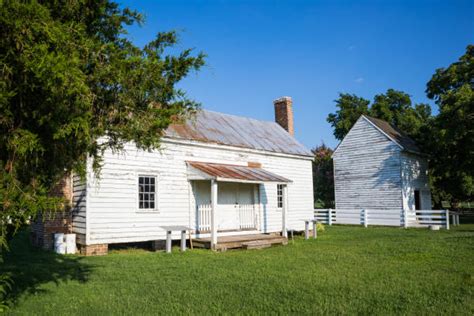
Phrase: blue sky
[{"left": 120, "top": 0, "right": 473, "bottom": 149}]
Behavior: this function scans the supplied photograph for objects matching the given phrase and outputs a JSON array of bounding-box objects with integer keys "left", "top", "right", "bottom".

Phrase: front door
[
  {"left": 217, "top": 183, "right": 255, "bottom": 230},
  {"left": 218, "top": 183, "right": 240, "bottom": 230}
]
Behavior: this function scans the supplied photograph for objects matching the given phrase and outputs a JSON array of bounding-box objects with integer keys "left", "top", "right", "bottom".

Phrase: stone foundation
[{"left": 79, "top": 243, "right": 108, "bottom": 256}]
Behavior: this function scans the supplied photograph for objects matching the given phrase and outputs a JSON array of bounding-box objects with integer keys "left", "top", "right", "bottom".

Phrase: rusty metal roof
[
  {"left": 187, "top": 161, "right": 292, "bottom": 183},
  {"left": 364, "top": 116, "right": 422, "bottom": 154},
  {"left": 165, "top": 110, "right": 312, "bottom": 157}
]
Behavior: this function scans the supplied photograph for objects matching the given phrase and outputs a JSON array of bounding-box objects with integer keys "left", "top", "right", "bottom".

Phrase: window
[
  {"left": 138, "top": 176, "right": 156, "bottom": 210},
  {"left": 277, "top": 184, "right": 283, "bottom": 209},
  {"left": 414, "top": 190, "right": 421, "bottom": 210}
]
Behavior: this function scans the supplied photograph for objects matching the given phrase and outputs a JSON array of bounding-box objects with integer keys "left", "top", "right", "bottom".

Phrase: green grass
[{"left": 3, "top": 225, "right": 474, "bottom": 315}]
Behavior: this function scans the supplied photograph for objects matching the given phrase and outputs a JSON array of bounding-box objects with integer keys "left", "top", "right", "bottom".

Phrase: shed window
[
  {"left": 138, "top": 176, "right": 156, "bottom": 210},
  {"left": 277, "top": 184, "right": 283, "bottom": 209}
]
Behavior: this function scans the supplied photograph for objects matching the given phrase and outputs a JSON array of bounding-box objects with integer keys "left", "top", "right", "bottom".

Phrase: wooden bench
[
  {"left": 301, "top": 219, "right": 318, "bottom": 239},
  {"left": 159, "top": 225, "right": 192, "bottom": 253}
]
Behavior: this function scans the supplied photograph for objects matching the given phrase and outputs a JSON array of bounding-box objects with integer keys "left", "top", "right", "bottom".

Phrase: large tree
[
  {"left": 424, "top": 45, "right": 474, "bottom": 205},
  {"left": 326, "top": 94, "right": 370, "bottom": 141},
  {"left": 312, "top": 143, "right": 334, "bottom": 208},
  {"left": 0, "top": 0, "right": 204, "bottom": 303},
  {"left": 327, "top": 89, "right": 431, "bottom": 141}
]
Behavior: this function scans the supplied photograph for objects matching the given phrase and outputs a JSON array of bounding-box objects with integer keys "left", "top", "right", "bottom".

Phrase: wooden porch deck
[{"left": 193, "top": 234, "right": 288, "bottom": 251}]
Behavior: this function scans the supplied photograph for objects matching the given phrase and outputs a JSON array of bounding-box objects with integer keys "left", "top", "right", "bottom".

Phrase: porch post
[
  {"left": 282, "top": 184, "right": 288, "bottom": 238},
  {"left": 211, "top": 179, "right": 218, "bottom": 249}
]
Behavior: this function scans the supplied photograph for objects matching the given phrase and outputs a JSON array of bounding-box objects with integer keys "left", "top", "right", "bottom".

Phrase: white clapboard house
[
  {"left": 323, "top": 115, "right": 435, "bottom": 228},
  {"left": 67, "top": 97, "right": 314, "bottom": 254}
]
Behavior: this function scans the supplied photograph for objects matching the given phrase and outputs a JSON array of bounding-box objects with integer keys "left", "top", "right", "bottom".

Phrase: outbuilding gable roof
[
  {"left": 165, "top": 110, "right": 313, "bottom": 157},
  {"left": 332, "top": 115, "right": 423, "bottom": 156},
  {"left": 363, "top": 116, "right": 421, "bottom": 154}
]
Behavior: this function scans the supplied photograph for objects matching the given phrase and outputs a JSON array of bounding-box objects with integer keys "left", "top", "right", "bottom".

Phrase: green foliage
[
  {"left": 0, "top": 0, "right": 204, "bottom": 306},
  {"left": 2, "top": 226, "right": 473, "bottom": 314},
  {"left": 371, "top": 89, "right": 432, "bottom": 138},
  {"left": 0, "top": 273, "right": 11, "bottom": 312},
  {"left": 327, "top": 89, "right": 431, "bottom": 141},
  {"left": 0, "top": 1, "right": 204, "bottom": 232},
  {"left": 316, "top": 222, "right": 325, "bottom": 232},
  {"left": 327, "top": 93, "right": 370, "bottom": 141},
  {"left": 424, "top": 45, "right": 474, "bottom": 204},
  {"left": 312, "top": 143, "right": 334, "bottom": 208}
]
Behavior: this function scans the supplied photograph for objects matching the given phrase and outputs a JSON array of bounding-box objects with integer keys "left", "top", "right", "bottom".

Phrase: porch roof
[{"left": 187, "top": 161, "right": 292, "bottom": 184}]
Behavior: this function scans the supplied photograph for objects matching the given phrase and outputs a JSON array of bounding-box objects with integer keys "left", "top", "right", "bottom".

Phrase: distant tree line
[{"left": 313, "top": 45, "right": 473, "bottom": 209}]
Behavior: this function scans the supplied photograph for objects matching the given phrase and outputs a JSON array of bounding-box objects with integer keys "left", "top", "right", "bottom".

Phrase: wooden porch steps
[
  {"left": 243, "top": 240, "right": 273, "bottom": 250},
  {"left": 193, "top": 234, "right": 288, "bottom": 251}
]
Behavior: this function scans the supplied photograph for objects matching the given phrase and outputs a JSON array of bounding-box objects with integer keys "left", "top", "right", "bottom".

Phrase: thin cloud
[
  {"left": 354, "top": 77, "right": 364, "bottom": 83},
  {"left": 348, "top": 45, "right": 356, "bottom": 51}
]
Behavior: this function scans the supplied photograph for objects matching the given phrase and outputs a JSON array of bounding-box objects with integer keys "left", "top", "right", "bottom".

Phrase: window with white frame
[
  {"left": 277, "top": 184, "right": 283, "bottom": 209},
  {"left": 138, "top": 176, "right": 156, "bottom": 210}
]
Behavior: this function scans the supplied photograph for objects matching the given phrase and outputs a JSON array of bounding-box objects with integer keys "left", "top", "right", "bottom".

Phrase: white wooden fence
[
  {"left": 197, "top": 204, "right": 257, "bottom": 232},
  {"left": 314, "top": 209, "right": 455, "bottom": 229}
]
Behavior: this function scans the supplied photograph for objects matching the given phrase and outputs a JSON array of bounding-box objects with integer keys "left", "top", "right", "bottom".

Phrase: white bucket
[
  {"left": 54, "top": 242, "right": 66, "bottom": 254},
  {"left": 54, "top": 233, "right": 66, "bottom": 254},
  {"left": 65, "top": 234, "right": 76, "bottom": 254},
  {"left": 54, "top": 233, "right": 65, "bottom": 245}
]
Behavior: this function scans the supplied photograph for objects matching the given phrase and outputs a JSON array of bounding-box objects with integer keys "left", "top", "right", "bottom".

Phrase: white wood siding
[
  {"left": 333, "top": 118, "right": 403, "bottom": 210},
  {"left": 85, "top": 139, "right": 313, "bottom": 245},
  {"left": 401, "top": 153, "right": 432, "bottom": 210},
  {"left": 72, "top": 174, "right": 87, "bottom": 244}
]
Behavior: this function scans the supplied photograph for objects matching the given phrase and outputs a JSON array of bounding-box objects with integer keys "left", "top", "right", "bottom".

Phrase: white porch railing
[
  {"left": 197, "top": 204, "right": 212, "bottom": 232},
  {"left": 238, "top": 204, "right": 257, "bottom": 230},
  {"left": 314, "top": 209, "right": 453, "bottom": 229},
  {"left": 196, "top": 204, "right": 257, "bottom": 232}
]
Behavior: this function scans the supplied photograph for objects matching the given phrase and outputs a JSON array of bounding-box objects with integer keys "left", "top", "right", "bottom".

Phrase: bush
[{"left": 317, "top": 222, "right": 325, "bottom": 232}]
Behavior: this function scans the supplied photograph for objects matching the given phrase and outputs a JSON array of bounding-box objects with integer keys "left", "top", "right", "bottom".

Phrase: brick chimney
[{"left": 273, "top": 96, "right": 294, "bottom": 136}]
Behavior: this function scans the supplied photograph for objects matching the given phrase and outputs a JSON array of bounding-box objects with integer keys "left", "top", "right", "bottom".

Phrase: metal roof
[
  {"left": 165, "top": 110, "right": 313, "bottom": 157},
  {"left": 364, "top": 116, "right": 422, "bottom": 154},
  {"left": 187, "top": 162, "right": 292, "bottom": 183}
]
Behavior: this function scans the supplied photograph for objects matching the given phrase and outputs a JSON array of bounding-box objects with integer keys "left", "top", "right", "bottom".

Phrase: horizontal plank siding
[
  {"left": 86, "top": 139, "right": 313, "bottom": 245},
  {"left": 333, "top": 118, "right": 403, "bottom": 210},
  {"left": 401, "top": 153, "right": 432, "bottom": 211},
  {"left": 72, "top": 174, "right": 87, "bottom": 241}
]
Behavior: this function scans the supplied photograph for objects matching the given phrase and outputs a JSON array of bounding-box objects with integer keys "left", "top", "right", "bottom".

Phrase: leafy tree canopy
[
  {"left": 312, "top": 143, "right": 334, "bottom": 208},
  {"left": 327, "top": 89, "right": 431, "bottom": 141},
  {"left": 0, "top": 0, "right": 204, "bottom": 265},
  {"left": 424, "top": 45, "right": 474, "bottom": 203}
]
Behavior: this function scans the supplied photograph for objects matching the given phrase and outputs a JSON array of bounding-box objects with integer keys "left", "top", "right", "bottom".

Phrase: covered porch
[{"left": 187, "top": 161, "right": 291, "bottom": 250}]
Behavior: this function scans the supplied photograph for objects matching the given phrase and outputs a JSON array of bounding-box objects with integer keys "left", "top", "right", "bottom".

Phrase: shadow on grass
[{"left": 0, "top": 230, "right": 93, "bottom": 306}]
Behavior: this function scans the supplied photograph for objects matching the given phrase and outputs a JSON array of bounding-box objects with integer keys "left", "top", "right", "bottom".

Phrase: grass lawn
[{"left": 3, "top": 225, "right": 474, "bottom": 315}]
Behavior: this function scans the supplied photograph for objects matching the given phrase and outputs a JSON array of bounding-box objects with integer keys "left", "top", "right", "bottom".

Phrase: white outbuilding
[{"left": 332, "top": 115, "right": 432, "bottom": 212}]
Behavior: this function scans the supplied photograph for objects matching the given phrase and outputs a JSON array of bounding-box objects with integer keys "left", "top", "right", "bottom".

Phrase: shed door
[{"left": 414, "top": 190, "right": 421, "bottom": 210}]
